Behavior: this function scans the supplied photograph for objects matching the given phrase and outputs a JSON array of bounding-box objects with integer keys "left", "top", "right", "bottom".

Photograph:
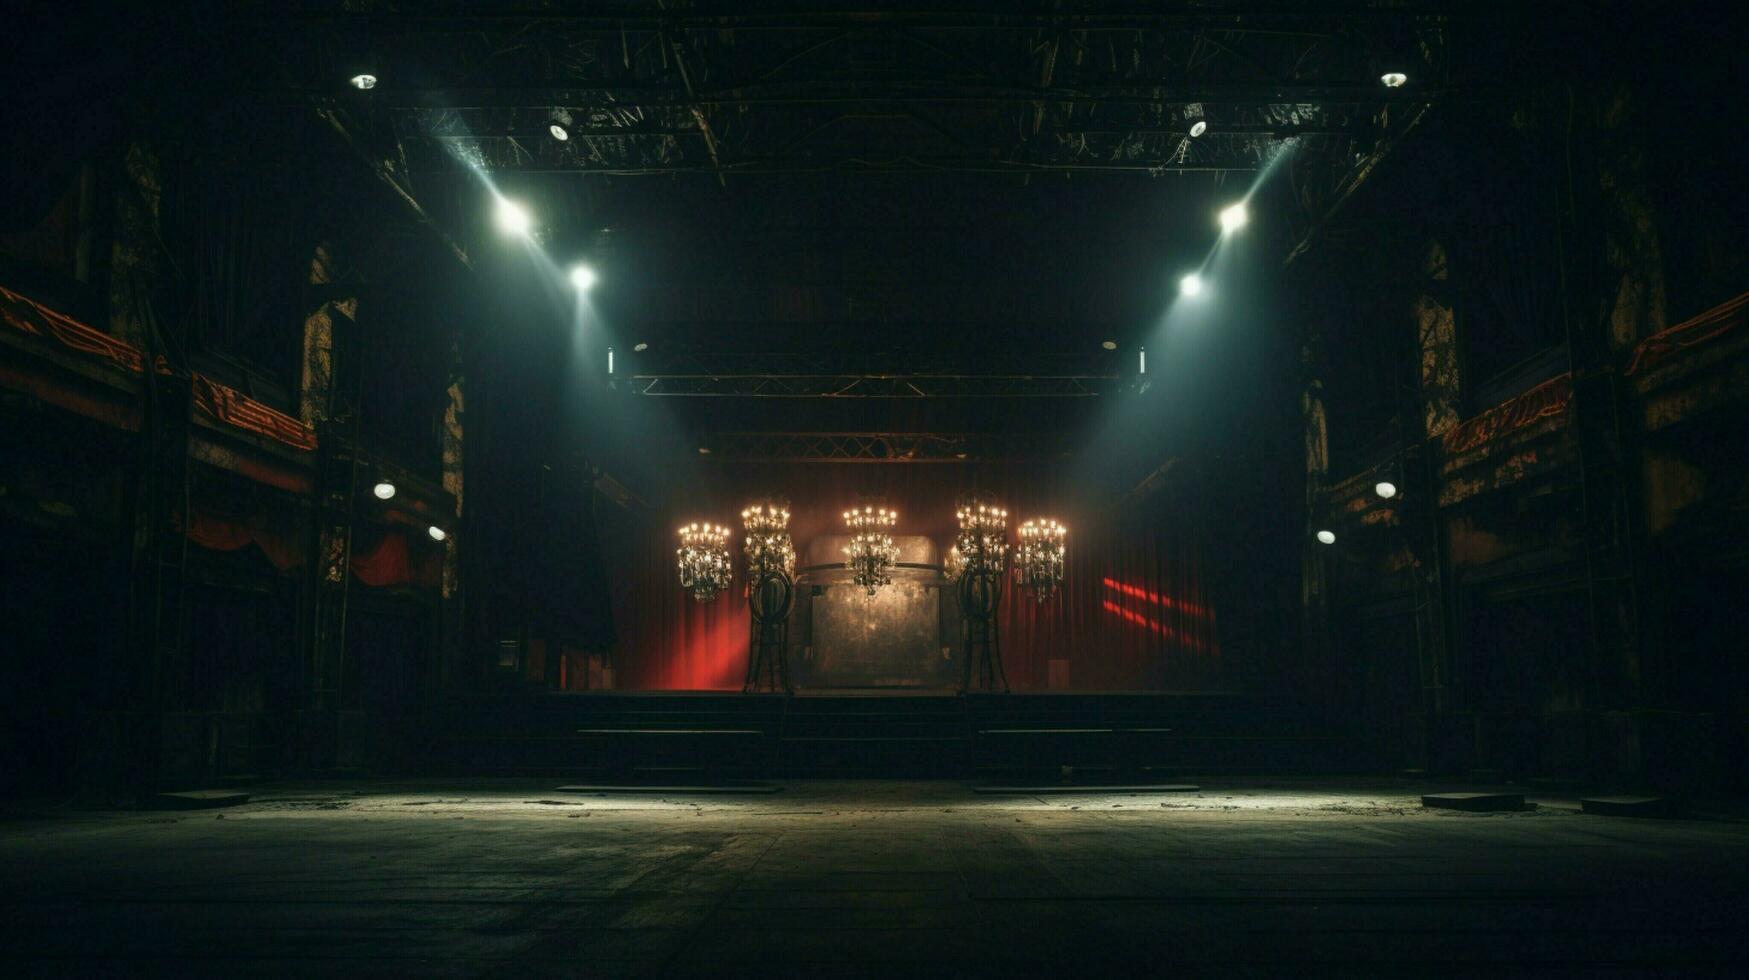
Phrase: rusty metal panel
[{"left": 795, "top": 535, "right": 955, "bottom": 688}]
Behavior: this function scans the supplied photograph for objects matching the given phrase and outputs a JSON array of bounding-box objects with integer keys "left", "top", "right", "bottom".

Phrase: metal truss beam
[
  {"left": 364, "top": 84, "right": 1427, "bottom": 111},
  {"left": 628, "top": 352, "right": 1125, "bottom": 397},
  {"left": 264, "top": 8, "right": 1436, "bottom": 34},
  {"left": 701, "top": 431, "right": 1077, "bottom": 462}
]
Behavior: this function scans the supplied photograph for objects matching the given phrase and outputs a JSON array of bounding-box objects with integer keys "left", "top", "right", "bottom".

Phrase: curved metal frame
[
  {"left": 958, "top": 568, "right": 1009, "bottom": 693},
  {"left": 744, "top": 570, "right": 794, "bottom": 693}
]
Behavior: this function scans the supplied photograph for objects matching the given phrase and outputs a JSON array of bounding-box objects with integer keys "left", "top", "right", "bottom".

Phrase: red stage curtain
[
  {"left": 349, "top": 529, "right": 441, "bottom": 589},
  {"left": 184, "top": 508, "right": 308, "bottom": 572},
  {"left": 603, "top": 463, "right": 1221, "bottom": 691}
]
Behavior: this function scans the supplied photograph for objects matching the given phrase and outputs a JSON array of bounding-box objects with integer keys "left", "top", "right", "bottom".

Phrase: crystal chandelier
[
  {"left": 951, "top": 494, "right": 1008, "bottom": 581},
  {"left": 1016, "top": 518, "right": 1067, "bottom": 600},
  {"left": 842, "top": 504, "right": 899, "bottom": 595},
  {"left": 741, "top": 497, "right": 796, "bottom": 582},
  {"left": 677, "top": 521, "right": 732, "bottom": 602}
]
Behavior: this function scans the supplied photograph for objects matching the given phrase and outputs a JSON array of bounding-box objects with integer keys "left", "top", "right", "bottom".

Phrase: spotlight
[
  {"left": 1101, "top": 340, "right": 1118, "bottom": 350},
  {"left": 633, "top": 342, "right": 649, "bottom": 352},
  {"left": 698, "top": 446, "right": 712, "bottom": 455},
  {"left": 427, "top": 525, "right": 448, "bottom": 542},
  {"left": 549, "top": 122, "right": 570, "bottom": 141},
  {"left": 1380, "top": 71, "right": 1408, "bottom": 88},
  {"left": 1316, "top": 529, "right": 1337, "bottom": 545},
  {"left": 1179, "top": 273, "right": 1203, "bottom": 297},
  {"left": 569, "top": 262, "right": 596, "bottom": 291},
  {"left": 349, "top": 73, "right": 377, "bottom": 91},
  {"left": 372, "top": 480, "right": 397, "bottom": 500},
  {"left": 494, "top": 198, "right": 532, "bottom": 238},
  {"left": 607, "top": 347, "right": 615, "bottom": 375},
  {"left": 1219, "top": 202, "right": 1249, "bottom": 233},
  {"left": 1188, "top": 119, "right": 1208, "bottom": 138},
  {"left": 1375, "top": 481, "right": 1398, "bottom": 500}
]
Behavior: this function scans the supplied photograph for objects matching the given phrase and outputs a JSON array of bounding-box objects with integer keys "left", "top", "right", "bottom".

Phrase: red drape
[
  {"left": 184, "top": 509, "right": 307, "bottom": 572},
  {"left": 351, "top": 529, "right": 442, "bottom": 589},
  {"left": 604, "top": 463, "right": 1220, "bottom": 691}
]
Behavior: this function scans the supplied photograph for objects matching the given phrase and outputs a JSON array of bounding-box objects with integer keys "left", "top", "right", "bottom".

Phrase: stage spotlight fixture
[
  {"left": 549, "top": 122, "right": 570, "bottom": 141},
  {"left": 569, "top": 262, "right": 596, "bottom": 291},
  {"left": 1179, "top": 273, "right": 1204, "bottom": 297},
  {"left": 372, "top": 480, "right": 397, "bottom": 500},
  {"left": 698, "top": 446, "right": 712, "bottom": 455},
  {"left": 1219, "top": 202, "right": 1249, "bottom": 233},
  {"left": 1380, "top": 71, "right": 1408, "bottom": 88},
  {"left": 607, "top": 347, "right": 615, "bottom": 375},
  {"left": 427, "top": 525, "right": 447, "bottom": 542},
  {"left": 633, "top": 342, "right": 649, "bottom": 352},
  {"left": 349, "top": 73, "right": 377, "bottom": 90},
  {"left": 494, "top": 198, "right": 532, "bottom": 238},
  {"left": 1375, "top": 481, "right": 1399, "bottom": 499},
  {"left": 1138, "top": 347, "right": 1147, "bottom": 375},
  {"left": 1316, "top": 529, "right": 1337, "bottom": 545},
  {"left": 1188, "top": 119, "right": 1208, "bottom": 138},
  {"left": 1101, "top": 340, "right": 1117, "bottom": 350}
]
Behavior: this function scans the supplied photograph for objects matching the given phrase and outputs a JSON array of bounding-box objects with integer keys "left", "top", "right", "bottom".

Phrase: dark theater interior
[{"left": 3, "top": 2, "right": 1748, "bottom": 975}]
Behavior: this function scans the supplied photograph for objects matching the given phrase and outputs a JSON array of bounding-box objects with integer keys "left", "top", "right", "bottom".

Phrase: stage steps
[
  {"left": 774, "top": 695, "right": 970, "bottom": 777},
  {"left": 433, "top": 692, "right": 1358, "bottom": 779}
]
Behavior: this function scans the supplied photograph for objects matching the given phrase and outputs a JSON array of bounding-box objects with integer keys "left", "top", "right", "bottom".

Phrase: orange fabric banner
[
  {"left": 1625, "top": 290, "right": 1748, "bottom": 376},
  {"left": 1, "top": 284, "right": 317, "bottom": 452},
  {"left": 1440, "top": 373, "right": 1573, "bottom": 457}
]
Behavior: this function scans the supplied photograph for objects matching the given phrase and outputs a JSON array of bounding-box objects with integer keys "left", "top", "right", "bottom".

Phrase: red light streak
[
  {"left": 1100, "top": 599, "right": 1206, "bottom": 651},
  {"left": 1100, "top": 577, "right": 1210, "bottom": 618}
]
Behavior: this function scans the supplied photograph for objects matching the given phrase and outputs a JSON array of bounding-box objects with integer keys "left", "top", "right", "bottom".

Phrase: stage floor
[{"left": 5, "top": 779, "right": 1748, "bottom": 976}]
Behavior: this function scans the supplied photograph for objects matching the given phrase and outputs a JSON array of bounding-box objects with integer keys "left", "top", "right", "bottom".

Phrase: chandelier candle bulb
[
  {"left": 843, "top": 504, "right": 900, "bottom": 595},
  {"left": 1017, "top": 518, "right": 1068, "bottom": 600},
  {"left": 948, "top": 492, "right": 1009, "bottom": 583},
  {"left": 677, "top": 521, "right": 733, "bottom": 602},
  {"left": 742, "top": 497, "right": 796, "bottom": 582}
]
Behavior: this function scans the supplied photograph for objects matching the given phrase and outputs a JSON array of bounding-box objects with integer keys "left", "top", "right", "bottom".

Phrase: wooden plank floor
[{"left": 2, "top": 780, "right": 1746, "bottom": 977}]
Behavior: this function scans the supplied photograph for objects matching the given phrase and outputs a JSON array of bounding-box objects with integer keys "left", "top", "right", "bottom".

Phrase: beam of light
[
  {"left": 494, "top": 197, "right": 533, "bottom": 237},
  {"left": 1218, "top": 201, "right": 1249, "bottom": 233},
  {"left": 1101, "top": 600, "right": 1207, "bottom": 651},
  {"left": 1101, "top": 577, "right": 1211, "bottom": 618},
  {"left": 569, "top": 262, "right": 597, "bottom": 291},
  {"left": 1179, "top": 272, "right": 1203, "bottom": 297}
]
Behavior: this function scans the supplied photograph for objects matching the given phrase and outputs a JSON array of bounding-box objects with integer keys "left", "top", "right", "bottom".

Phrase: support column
[{"left": 300, "top": 243, "right": 362, "bottom": 771}]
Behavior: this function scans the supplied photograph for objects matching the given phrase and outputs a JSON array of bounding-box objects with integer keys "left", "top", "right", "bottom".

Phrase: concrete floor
[{"left": 3, "top": 780, "right": 1747, "bottom": 977}]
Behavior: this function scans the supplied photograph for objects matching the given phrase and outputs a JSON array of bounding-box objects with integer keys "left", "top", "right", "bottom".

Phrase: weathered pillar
[
  {"left": 1299, "top": 340, "right": 1333, "bottom": 709},
  {"left": 300, "top": 243, "right": 362, "bottom": 770},
  {"left": 1562, "top": 84, "right": 1663, "bottom": 784},
  {"left": 1409, "top": 239, "right": 1457, "bottom": 724},
  {"left": 107, "top": 143, "right": 161, "bottom": 350},
  {"left": 439, "top": 372, "right": 464, "bottom": 691}
]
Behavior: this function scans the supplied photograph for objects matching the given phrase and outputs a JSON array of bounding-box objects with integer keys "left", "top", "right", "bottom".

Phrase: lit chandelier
[
  {"left": 741, "top": 497, "right": 796, "bottom": 581},
  {"left": 950, "top": 494, "right": 1008, "bottom": 580},
  {"left": 1016, "top": 518, "right": 1067, "bottom": 600},
  {"left": 842, "top": 504, "right": 899, "bottom": 595},
  {"left": 677, "top": 521, "right": 732, "bottom": 602}
]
